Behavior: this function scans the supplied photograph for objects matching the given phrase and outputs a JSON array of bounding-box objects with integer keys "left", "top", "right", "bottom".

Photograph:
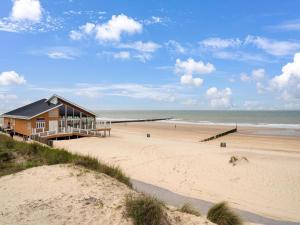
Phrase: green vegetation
[
  {"left": 125, "top": 194, "right": 170, "bottom": 225},
  {"left": 178, "top": 203, "right": 201, "bottom": 216},
  {"left": 0, "top": 134, "right": 132, "bottom": 187},
  {"left": 207, "top": 201, "right": 243, "bottom": 225}
]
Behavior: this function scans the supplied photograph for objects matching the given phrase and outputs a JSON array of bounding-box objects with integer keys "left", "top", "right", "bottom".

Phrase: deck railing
[{"left": 31, "top": 119, "right": 111, "bottom": 138}]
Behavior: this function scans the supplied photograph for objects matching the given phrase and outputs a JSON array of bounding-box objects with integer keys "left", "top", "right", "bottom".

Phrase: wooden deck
[{"left": 31, "top": 127, "right": 111, "bottom": 140}]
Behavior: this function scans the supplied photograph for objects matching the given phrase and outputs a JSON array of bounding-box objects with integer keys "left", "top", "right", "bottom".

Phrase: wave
[{"left": 164, "top": 119, "right": 300, "bottom": 129}]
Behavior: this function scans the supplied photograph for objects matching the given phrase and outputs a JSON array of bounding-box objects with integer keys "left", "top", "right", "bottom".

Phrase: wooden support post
[
  {"left": 65, "top": 105, "right": 67, "bottom": 132},
  {"left": 80, "top": 112, "right": 82, "bottom": 129}
]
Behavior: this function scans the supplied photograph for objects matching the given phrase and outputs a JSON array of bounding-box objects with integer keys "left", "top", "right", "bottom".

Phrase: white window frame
[{"left": 36, "top": 120, "right": 45, "bottom": 129}]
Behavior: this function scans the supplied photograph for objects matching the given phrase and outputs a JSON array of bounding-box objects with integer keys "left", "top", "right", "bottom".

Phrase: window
[{"left": 36, "top": 119, "right": 45, "bottom": 129}]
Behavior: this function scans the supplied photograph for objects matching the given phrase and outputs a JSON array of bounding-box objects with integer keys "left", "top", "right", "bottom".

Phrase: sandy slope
[
  {"left": 54, "top": 122, "right": 300, "bottom": 222},
  {"left": 0, "top": 165, "right": 214, "bottom": 225}
]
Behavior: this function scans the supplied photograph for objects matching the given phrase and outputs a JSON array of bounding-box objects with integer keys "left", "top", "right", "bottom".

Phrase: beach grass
[
  {"left": 178, "top": 203, "right": 201, "bottom": 216},
  {"left": 207, "top": 201, "right": 243, "bottom": 225},
  {"left": 125, "top": 194, "right": 170, "bottom": 225},
  {"left": 0, "top": 134, "right": 132, "bottom": 187}
]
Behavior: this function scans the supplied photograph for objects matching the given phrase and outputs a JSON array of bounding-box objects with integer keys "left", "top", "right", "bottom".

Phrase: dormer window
[{"left": 50, "top": 97, "right": 58, "bottom": 105}]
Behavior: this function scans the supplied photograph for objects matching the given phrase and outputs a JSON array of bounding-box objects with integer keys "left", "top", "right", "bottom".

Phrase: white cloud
[
  {"left": 165, "top": 40, "right": 185, "bottom": 54},
  {"left": 118, "top": 41, "right": 161, "bottom": 53},
  {"left": 34, "top": 47, "right": 81, "bottom": 60},
  {"left": 0, "top": 71, "right": 26, "bottom": 86},
  {"left": 206, "top": 87, "right": 232, "bottom": 108},
  {"left": 175, "top": 58, "right": 215, "bottom": 87},
  {"left": 95, "top": 14, "right": 142, "bottom": 42},
  {"left": 200, "top": 38, "right": 242, "bottom": 49},
  {"left": 47, "top": 51, "right": 75, "bottom": 60},
  {"left": 11, "top": 0, "right": 42, "bottom": 22},
  {"left": 175, "top": 58, "right": 215, "bottom": 75},
  {"left": 240, "top": 69, "right": 265, "bottom": 82},
  {"left": 113, "top": 51, "right": 131, "bottom": 60},
  {"left": 245, "top": 35, "right": 300, "bottom": 56},
  {"left": 69, "top": 22, "right": 95, "bottom": 40},
  {"left": 133, "top": 53, "right": 152, "bottom": 62},
  {"left": 180, "top": 74, "right": 203, "bottom": 87},
  {"left": 240, "top": 73, "right": 250, "bottom": 82},
  {"left": 70, "top": 14, "right": 142, "bottom": 42},
  {"left": 252, "top": 68, "right": 265, "bottom": 80},
  {"left": 32, "top": 83, "right": 181, "bottom": 103},
  {"left": 270, "top": 52, "right": 300, "bottom": 100},
  {"left": 0, "top": 0, "right": 61, "bottom": 32},
  {"left": 272, "top": 20, "right": 300, "bottom": 31},
  {"left": 143, "top": 16, "right": 163, "bottom": 25},
  {"left": 212, "top": 50, "right": 270, "bottom": 63}
]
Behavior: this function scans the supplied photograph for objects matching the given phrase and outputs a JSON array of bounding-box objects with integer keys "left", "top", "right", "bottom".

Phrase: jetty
[
  {"left": 200, "top": 126, "right": 237, "bottom": 142},
  {"left": 111, "top": 117, "right": 172, "bottom": 124}
]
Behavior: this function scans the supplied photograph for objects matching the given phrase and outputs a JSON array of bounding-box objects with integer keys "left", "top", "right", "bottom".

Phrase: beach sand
[
  {"left": 54, "top": 122, "right": 300, "bottom": 222},
  {"left": 0, "top": 164, "right": 214, "bottom": 225}
]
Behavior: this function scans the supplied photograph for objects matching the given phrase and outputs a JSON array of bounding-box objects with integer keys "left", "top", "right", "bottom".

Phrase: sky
[{"left": 1, "top": 0, "right": 300, "bottom": 111}]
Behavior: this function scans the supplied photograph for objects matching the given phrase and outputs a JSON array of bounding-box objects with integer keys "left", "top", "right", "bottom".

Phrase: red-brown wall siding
[{"left": 3, "top": 108, "right": 60, "bottom": 136}]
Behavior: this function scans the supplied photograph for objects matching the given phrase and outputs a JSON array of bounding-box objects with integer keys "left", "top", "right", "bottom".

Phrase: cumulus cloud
[
  {"left": 200, "top": 37, "right": 242, "bottom": 49},
  {"left": 70, "top": 14, "right": 142, "bottom": 42},
  {"left": 175, "top": 58, "right": 215, "bottom": 87},
  {"left": 270, "top": 52, "right": 300, "bottom": 100},
  {"left": 206, "top": 87, "right": 232, "bottom": 108},
  {"left": 175, "top": 58, "right": 215, "bottom": 75},
  {"left": 245, "top": 35, "right": 300, "bottom": 56},
  {"left": 180, "top": 74, "right": 203, "bottom": 87},
  {"left": 0, "top": 71, "right": 26, "bottom": 86},
  {"left": 240, "top": 68, "right": 265, "bottom": 82},
  {"left": 165, "top": 40, "right": 185, "bottom": 54},
  {"left": 11, "top": 0, "right": 42, "bottom": 22},
  {"left": 96, "top": 14, "right": 142, "bottom": 42},
  {"left": 252, "top": 68, "right": 265, "bottom": 80},
  {"left": 0, "top": 0, "right": 61, "bottom": 32},
  {"left": 95, "top": 14, "right": 142, "bottom": 42},
  {"left": 69, "top": 22, "right": 96, "bottom": 40}
]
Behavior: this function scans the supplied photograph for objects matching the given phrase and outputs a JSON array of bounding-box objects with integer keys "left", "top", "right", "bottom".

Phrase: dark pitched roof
[{"left": 2, "top": 99, "right": 61, "bottom": 119}]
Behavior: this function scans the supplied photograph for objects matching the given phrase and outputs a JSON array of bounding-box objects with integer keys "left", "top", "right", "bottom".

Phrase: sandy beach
[{"left": 54, "top": 122, "right": 300, "bottom": 222}]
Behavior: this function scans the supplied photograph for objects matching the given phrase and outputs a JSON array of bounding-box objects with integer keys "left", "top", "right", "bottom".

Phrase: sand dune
[
  {"left": 54, "top": 122, "right": 300, "bottom": 222},
  {"left": 0, "top": 164, "right": 214, "bottom": 225}
]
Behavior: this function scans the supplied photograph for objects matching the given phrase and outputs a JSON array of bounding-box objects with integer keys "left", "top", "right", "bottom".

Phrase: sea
[{"left": 95, "top": 110, "right": 300, "bottom": 129}]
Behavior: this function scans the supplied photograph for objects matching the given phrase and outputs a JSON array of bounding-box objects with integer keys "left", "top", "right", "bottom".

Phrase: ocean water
[{"left": 95, "top": 110, "right": 300, "bottom": 129}]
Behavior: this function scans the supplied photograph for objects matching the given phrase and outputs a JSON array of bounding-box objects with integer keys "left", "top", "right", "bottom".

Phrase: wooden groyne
[
  {"left": 200, "top": 127, "right": 237, "bottom": 142},
  {"left": 111, "top": 117, "right": 172, "bottom": 124}
]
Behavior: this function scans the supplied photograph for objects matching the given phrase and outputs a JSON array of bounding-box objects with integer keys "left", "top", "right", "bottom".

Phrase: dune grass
[
  {"left": 125, "top": 194, "right": 170, "bottom": 225},
  {"left": 178, "top": 203, "right": 201, "bottom": 216},
  {"left": 0, "top": 134, "right": 132, "bottom": 187},
  {"left": 207, "top": 201, "right": 243, "bottom": 225}
]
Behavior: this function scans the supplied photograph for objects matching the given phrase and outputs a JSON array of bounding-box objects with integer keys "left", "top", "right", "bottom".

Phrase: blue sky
[{"left": 1, "top": 0, "right": 300, "bottom": 111}]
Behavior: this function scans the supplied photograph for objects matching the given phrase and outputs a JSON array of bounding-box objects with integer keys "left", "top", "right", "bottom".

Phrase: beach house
[{"left": 0, "top": 94, "right": 110, "bottom": 138}]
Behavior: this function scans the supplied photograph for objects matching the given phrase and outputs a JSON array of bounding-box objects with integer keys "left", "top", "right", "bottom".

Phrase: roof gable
[{"left": 47, "top": 94, "right": 96, "bottom": 117}]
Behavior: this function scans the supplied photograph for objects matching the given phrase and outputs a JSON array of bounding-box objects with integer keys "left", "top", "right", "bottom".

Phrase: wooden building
[{"left": 1, "top": 95, "right": 110, "bottom": 138}]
